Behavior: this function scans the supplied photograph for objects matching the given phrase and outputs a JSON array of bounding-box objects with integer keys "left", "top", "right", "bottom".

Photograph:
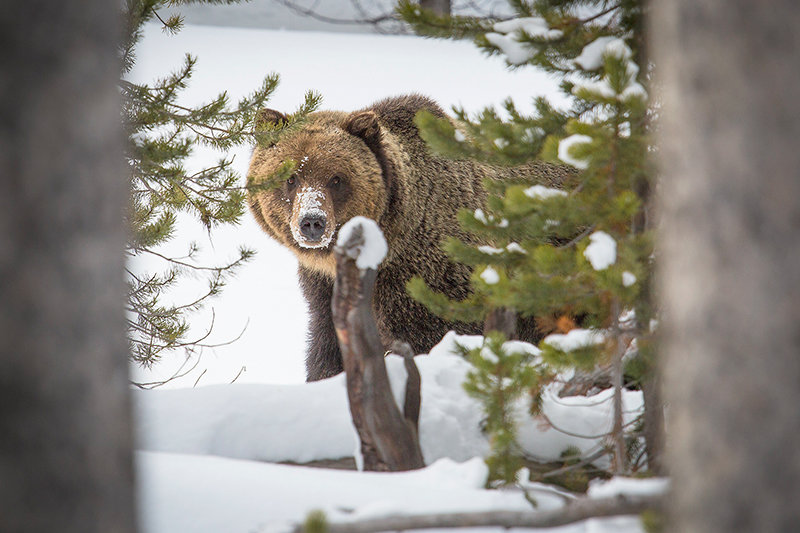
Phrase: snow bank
[
  {"left": 136, "top": 452, "right": 591, "bottom": 533},
  {"left": 137, "top": 332, "right": 643, "bottom": 469},
  {"left": 136, "top": 331, "right": 647, "bottom": 532},
  {"left": 133, "top": 379, "right": 355, "bottom": 464}
]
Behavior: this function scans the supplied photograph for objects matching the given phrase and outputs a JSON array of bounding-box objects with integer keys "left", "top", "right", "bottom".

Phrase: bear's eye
[
  {"left": 329, "top": 175, "right": 342, "bottom": 188},
  {"left": 286, "top": 175, "right": 297, "bottom": 188}
]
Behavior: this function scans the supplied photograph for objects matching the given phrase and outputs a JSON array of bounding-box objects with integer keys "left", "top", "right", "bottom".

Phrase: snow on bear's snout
[{"left": 291, "top": 186, "right": 335, "bottom": 249}]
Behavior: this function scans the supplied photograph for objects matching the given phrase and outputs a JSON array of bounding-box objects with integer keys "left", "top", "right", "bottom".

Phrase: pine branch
[{"left": 294, "top": 493, "right": 663, "bottom": 533}]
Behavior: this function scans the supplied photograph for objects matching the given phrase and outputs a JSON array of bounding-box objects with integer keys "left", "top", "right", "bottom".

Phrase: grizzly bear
[{"left": 247, "top": 95, "right": 569, "bottom": 381}]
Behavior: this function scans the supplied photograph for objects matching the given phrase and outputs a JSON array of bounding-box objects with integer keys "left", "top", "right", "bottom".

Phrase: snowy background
[
  {"left": 128, "top": 3, "right": 660, "bottom": 532},
  {"left": 128, "top": 5, "right": 570, "bottom": 387}
]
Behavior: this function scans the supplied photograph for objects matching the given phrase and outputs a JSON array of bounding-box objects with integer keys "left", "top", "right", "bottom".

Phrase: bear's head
[{"left": 247, "top": 109, "right": 394, "bottom": 277}]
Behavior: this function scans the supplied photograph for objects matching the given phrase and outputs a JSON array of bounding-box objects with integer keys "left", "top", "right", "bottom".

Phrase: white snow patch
[
  {"left": 622, "top": 271, "right": 637, "bottom": 287},
  {"left": 494, "top": 137, "right": 509, "bottom": 148},
  {"left": 543, "top": 328, "right": 606, "bottom": 352},
  {"left": 473, "top": 208, "right": 508, "bottom": 228},
  {"left": 558, "top": 134, "right": 593, "bottom": 169},
  {"left": 493, "top": 17, "right": 564, "bottom": 40},
  {"left": 454, "top": 129, "right": 466, "bottom": 142},
  {"left": 136, "top": 451, "right": 589, "bottom": 533},
  {"left": 574, "top": 78, "right": 617, "bottom": 99},
  {"left": 573, "top": 36, "right": 621, "bottom": 71},
  {"left": 621, "top": 81, "right": 648, "bottom": 101},
  {"left": 133, "top": 380, "right": 356, "bottom": 464},
  {"left": 478, "top": 245, "right": 503, "bottom": 255},
  {"left": 506, "top": 242, "right": 526, "bottom": 254},
  {"left": 524, "top": 184, "right": 567, "bottom": 199},
  {"left": 336, "top": 216, "right": 387, "bottom": 270},
  {"left": 584, "top": 231, "right": 617, "bottom": 270},
  {"left": 572, "top": 39, "right": 648, "bottom": 103},
  {"left": 485, "top": 32, "right": 534, "bottom": 66},
  {"left": 480, "top": 266, "right": 500, "bottom": 284},
  {"left": 486, "top": 17, "right": 563, "bottom": 66},
  {"left": 588, "top": 476, "right": 670, "bottom": 499}
]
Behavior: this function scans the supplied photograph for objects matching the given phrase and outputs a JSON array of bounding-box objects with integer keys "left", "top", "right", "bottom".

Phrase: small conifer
[{"left": 121, "top": 0, "right": 320, "bottom": 369}]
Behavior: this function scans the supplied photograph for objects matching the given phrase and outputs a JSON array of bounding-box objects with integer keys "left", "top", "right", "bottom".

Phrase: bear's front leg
[{"left": 298, "top": 266, "right": 343, "bottom": 381}]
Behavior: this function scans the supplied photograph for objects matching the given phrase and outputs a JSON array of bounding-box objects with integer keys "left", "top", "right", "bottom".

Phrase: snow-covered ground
[
  {"left": 135, "top": 332, "right": 654, "bottom": 532},
  {"left": 128, "top": 19, "right": 657, "bottom": 533}
]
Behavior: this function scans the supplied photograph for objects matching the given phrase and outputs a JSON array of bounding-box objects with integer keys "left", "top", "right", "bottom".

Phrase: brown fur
[{"left": 248, "top": 95, "right": 571, "bottom": 381}]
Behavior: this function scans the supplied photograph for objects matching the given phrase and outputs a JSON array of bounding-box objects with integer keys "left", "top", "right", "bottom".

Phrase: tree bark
[
  {"left": 332, "top": 222, "right": 425, "bottom": 471},
  {"left": 653, "top": 2, "right": 800, "bottom": 531},
  {"left": 0, "top": 2, "right": 136, "bottom": 532}
]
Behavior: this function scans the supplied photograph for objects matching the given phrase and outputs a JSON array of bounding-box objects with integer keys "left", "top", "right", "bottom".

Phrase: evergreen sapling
[{"left": 400, "top": 0, "right": 659, "bottom": 480}]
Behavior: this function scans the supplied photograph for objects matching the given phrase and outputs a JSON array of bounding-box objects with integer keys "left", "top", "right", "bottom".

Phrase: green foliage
[
  {"left": 122, "top": 0, "right": 319, "bottom": 368},
  {"left": 400, "top": 0, "right": 655, "bottom": 476},
  {"left": 461, "top": 333, "right": 550, "bottom": 485},
  {"left": 302, "top": 509, "right": 329, "bottom": 533}
]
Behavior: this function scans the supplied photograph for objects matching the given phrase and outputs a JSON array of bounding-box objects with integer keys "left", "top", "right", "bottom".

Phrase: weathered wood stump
[{"left": 331, "top": 217, "right": 425, "bottom": 471}]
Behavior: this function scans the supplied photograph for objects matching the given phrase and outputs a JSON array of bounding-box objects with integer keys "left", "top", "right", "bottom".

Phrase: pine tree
[
  {"left": 121, "top": 0, "right": 320, "bottom": 370},
  {"left": 399, "top": 0, "right": 659, "bottom": 480}
]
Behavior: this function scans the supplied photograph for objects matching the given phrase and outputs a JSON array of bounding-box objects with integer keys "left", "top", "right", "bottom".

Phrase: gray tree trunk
[
  {"left": 0, "top": 3, "right": 136, "bottom": 532},
  {"left": 653, "top": 2, "right": 800, "bottom": 531}
]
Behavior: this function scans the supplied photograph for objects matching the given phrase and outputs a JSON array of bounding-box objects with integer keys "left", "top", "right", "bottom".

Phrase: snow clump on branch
[
  {"left": 336, "top": 216, "right": 388, "bottom": 270},
  {"left": 485, "top": 17, "right": 563, "bottom": 66},
  {"left": 584, "top": 231, "right": 617, "bottom": 270},
  {"left": 543, "top": 328, "right": 606, "bottom": 352},
  {"left": 572, "top": 39, "right": 647, "bottom": 102},
  {"left": 558, "top": 134, "right": 593, "bottom": 169}
]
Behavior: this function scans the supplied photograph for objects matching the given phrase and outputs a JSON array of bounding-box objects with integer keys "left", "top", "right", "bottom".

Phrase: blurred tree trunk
[
  {"left": 0, "top": 2, "right": 136, "bottom": 532},
  {"left": 654, "top": 2, "right": 800, "bottom": 531}
]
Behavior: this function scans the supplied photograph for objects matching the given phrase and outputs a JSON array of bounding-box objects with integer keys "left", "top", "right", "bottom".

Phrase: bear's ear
[
  {"left": 255, "top": 108, "right": 289, "bottom": 131},
  {"left": 342, "top": 111, "right": 382, "bottom": 154}
]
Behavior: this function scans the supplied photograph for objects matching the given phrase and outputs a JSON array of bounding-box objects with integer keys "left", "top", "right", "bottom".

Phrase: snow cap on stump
[{"left": 336, "top": 216, "right": 388, "bottom": 270}]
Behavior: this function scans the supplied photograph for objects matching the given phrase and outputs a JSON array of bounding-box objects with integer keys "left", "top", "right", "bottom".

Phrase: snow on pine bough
[{"left": 331, "top": 216, "right": 424, "bottom": 472}]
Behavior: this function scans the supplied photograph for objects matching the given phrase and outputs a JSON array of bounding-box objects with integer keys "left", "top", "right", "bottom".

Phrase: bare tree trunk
[
  {"left": 0, "top": 3, "right": 136, "bottom": 532},
  {"left": 332, "top": 222, "right": 425, "bottom": 471},
  {"left": 654, "top": 2, "right": 800, "bottom": 531}
]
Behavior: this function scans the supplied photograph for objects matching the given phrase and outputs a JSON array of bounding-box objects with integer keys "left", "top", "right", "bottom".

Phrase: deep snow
[{"left": 135, "top": 333, "right": 654, "bottom": 532}]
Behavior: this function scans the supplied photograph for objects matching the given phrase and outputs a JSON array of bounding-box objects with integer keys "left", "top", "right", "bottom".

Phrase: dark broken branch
[{"left": 332, "top": 221, "right": 425, "bottom": 472}]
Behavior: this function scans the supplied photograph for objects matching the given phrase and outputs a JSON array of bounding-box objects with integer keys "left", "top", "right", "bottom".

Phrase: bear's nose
[{"left": 299, "top": 214, "right": 327, "bottom": 242}]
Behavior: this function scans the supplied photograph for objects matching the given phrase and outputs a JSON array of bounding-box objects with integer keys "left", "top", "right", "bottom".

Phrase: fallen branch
[{"left": 294, "top": 493, "right": 663, "bottom": 533}]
